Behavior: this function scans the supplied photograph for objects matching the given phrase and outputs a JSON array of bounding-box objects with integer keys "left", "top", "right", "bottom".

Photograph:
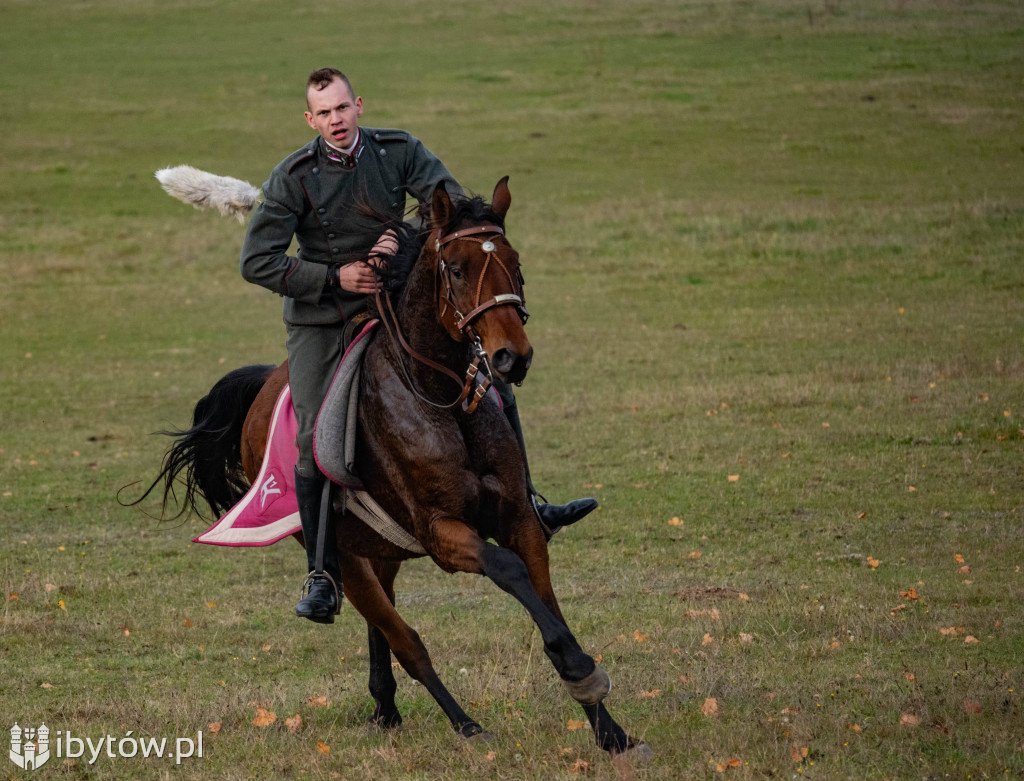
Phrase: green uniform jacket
[{"left": 240, "top": 128, "right": 457, "bottom": 325}]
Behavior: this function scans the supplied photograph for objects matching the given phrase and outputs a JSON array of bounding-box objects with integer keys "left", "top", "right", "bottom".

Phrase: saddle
[{"left": 193, "top": 316, "right": 424, "bottom": 553}]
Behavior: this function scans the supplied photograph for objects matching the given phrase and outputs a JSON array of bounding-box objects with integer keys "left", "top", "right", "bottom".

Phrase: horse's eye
[{"left": 450, "top": 266, "right": 463, "bottom": 280}]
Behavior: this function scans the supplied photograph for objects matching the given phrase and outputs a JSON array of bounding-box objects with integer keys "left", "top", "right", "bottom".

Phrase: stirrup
[
  {"left": 299, "top": 570, "right": 342, "bottom": 615},
  {"left": 531, "top": 494, "right": 559, "bottom": 541}
]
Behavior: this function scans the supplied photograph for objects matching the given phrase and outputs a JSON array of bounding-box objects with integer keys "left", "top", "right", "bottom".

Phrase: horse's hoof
[
  {"left": 367, "top": 712, "right": 403, "bottom": 732},
  {"left": 563, "top": 664, "right": 612, "bottom": 705},
  {"left": 611, "top": 742, "right": 655, "bottom": 763},
  {"left": 457, "top": 722, "right": 489, "bottom": 740}
]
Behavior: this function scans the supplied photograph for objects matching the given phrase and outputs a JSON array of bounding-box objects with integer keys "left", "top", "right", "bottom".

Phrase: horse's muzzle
[{"left": 491, "top": 346, "right": 533, "bottom": 385}]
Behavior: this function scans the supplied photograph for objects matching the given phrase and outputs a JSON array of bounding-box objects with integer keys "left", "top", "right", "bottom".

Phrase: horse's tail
[
  {"left": 155, "top": 166, "right": 262, "bottom": 222},
  {"left": 123, "top": 364, "right": 276, "bottom": 520}
]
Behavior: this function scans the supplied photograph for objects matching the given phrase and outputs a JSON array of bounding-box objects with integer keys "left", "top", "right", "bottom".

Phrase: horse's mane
[{"left": 374, "top": 191, "right": 505, "bottom": 302}]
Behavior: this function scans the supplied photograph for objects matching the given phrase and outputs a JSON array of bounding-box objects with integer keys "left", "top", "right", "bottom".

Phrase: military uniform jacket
[{"left": 240, "top": 128, "right": 457, "bottom": 325}]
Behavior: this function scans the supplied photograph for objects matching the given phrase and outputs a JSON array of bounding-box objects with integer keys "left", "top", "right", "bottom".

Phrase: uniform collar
[{"left": 323, "top": 130, "right": 362, "bottom": 169}]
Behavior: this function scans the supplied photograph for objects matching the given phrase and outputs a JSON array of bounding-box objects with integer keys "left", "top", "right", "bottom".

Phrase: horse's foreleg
[
  {"left": 341, "top": 551, "right": 484, "bottom": 738},
  {"left": 435, "top": 517, "right": 645, "bottom": 756},
  {"left": 366, "top": 559, "right": 402, "bottom": 730},
  {"left": 430, "top": 519, "right": 607, "bottom": 695}
]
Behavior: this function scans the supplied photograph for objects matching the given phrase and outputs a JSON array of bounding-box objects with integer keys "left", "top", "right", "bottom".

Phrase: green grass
[{"left": 2, "top": 0, "right": 1023, "bottom": 778}]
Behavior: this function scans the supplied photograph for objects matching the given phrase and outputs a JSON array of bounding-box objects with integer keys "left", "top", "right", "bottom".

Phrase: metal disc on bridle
[{"left": 481, "top": 240, "right": 496, "bottom": 252}]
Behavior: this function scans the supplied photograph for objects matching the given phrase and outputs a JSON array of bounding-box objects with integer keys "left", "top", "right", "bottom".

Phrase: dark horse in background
[{"left": 138, "top": 178, "right": 649, "bottom": 760}]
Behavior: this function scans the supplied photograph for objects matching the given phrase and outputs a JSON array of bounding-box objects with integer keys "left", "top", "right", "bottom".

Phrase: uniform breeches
[{"left": 286, "top": 323, "right": 346, "bottom": 476}]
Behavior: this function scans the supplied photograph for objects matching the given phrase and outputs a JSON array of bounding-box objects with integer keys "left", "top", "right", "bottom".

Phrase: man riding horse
[{"left": 240, "top": 68, "right": 597, "bottom": 624}]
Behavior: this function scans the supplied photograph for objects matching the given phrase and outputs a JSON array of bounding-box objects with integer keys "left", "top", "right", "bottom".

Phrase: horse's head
[{"left": 430, "top": 178, "right": 533, "bottom": 386}]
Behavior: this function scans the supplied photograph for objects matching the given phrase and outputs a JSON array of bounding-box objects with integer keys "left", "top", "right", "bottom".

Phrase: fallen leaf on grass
[
  {"left": 900, "top": 588, "right": 919, "bottom": 600},
  {"left": 866, "top": 557, "right": 880, "bottom": 569},
  {"left": 206, "top": 602, "right": 217, "bottom": 608},
  {"left": 639, "top": 689, "right": 661, "bottom": 699},
  {"left": 285, "top": 714, "right": 303, "bottom": 733},
  {"left": 567, "top": 719, "right": 589, "bottom": 731},
  {"left": 702, "top": 633, "right": 714, "bottom": 646},
  {"left": 667, "top": 516, "right": 683, "bottom": 526},
  {"left": 965, "top": 701, "right": 981, "bottom": 714},
  {"left": 904, "top": 673, "right": 916, "bottom": 682},
  {"left": 252, "top": 708, "right": 276, "bottom": 727},
  {"left": 939, "top": 626, "right": 964, "bottom": 636},
  {"left": 7, "top": 593, "right": 17, "bottom": 601},
  {"left": 781, "top": 706, "right": 800, "bottom": 715},
  {"left": 688, "top": 551, "right": 702, "bottom": 559},
  {"left": 727, "top": 475, "right": 740, "bottom": 482},
  {"left": 791, "top": 746, "right": 809, "bottom": 762},
  {"left": 207, "top": 722, "right": 222, "bottom": 734},
  {"left": 569, "top": 758, "right": 591, "bottom": 773},
  {"left": 684, "top": 609, "right": 721, "bottom": 620},
  {"left": 701, "top": 698, "right": 720, "bottom": 718},
  {"left": 964, "top": 635, "right": 980, "bottom": 644},
  {"left": 715, "top": 758, "right": 742, "bottom": 772},
  {"left": 846, "top": 723, "right": 862, "bottom": 732},
  {"left": 899, "top": 713, "right": 920, "bottom": 727},
  {"left": 316, "top": 740, "right": 330, "bottom": 755},
  {"left": 857, "top": 512, "right": 867, "bottom": 519},
  {"left": 486, "top": 750, "right": 497, "bottom": 761},
  {"left": 40, "top": 683, "right": 54, "bottom": 689},
  {"left": 890, "top": 604, "right": 906, "bottom": 614},
  {"left": 308, "top": 695, "right": 330, "bottom": 707},
  {"left": 954, "top": 554, "right": 965, "bottom": 563},
  {"left": 44, "top": 583, "right": 58, "bottom": 592},
  {"left": 633, "top": 630, "right": 649, "bottom": 642},
  {"left": 738, "top": 592, "right": 750, "bottom": 601},
  {"left": 740, "top": 633, "right": 754, "bottom": 644}
]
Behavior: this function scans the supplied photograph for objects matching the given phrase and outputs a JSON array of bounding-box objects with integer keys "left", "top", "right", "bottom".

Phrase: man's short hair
[{"left": 306, "top": 68, "right": 355, "bottom": 108}]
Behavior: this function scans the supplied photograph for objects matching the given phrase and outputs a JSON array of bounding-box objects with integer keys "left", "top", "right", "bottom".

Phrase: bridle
[
  {"left": 435, "top": 224, "right": 529, "bottom": 339},
  {"left": 375, "top": 222, "right": 529, "bottom": 414}
]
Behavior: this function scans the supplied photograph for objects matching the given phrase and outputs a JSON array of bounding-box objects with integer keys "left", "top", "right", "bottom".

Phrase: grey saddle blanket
[{"left": 313, "top": 319, "right": 380, "bottom": 489}]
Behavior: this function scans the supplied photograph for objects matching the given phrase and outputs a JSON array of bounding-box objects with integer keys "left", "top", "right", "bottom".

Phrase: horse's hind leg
[
  {"left": 366, "top": 559, "right": 402, "bottom": 730},
  {"left": 342, "top": 552, "right": 485, "bottom": 738}
]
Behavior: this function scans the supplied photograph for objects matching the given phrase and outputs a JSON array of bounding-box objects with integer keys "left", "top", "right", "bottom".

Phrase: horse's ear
[
  {"left": 431, "top": 181, "right": 453, "bottom": 229},
  {"left": 491, "top": 176, "right": 511, "bottom": 219}
]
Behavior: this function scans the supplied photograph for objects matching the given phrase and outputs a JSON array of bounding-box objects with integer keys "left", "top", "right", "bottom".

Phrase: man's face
[{"left": 304, "top": 78, "right": 363, "bottom": 148}]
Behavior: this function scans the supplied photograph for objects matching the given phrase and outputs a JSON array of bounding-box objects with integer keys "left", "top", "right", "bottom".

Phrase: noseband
[{"left": 375, "top": 222, "right": 529, "bottom": 414}]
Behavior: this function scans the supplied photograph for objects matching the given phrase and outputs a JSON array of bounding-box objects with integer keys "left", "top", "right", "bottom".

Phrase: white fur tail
[{"left": 154, "top": 165, "right": 262, "bottom": 223}]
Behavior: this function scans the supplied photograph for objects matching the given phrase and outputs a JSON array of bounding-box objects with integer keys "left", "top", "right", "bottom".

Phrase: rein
[{"left": 374, "top": 223, "right": 527, "bottom": 415}]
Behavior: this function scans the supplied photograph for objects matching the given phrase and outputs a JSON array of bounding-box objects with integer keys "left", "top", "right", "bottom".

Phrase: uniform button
[
  {"left": 328, "top": 233, "right": 336, "bottom": 239},
  {"left": 322, "top": 220, "right": 329, "bottom": 226},
  {"left": 379, "top": 149, "right": 387, "bottom": 156},
  {"left": 312, "top": 167, "right": 320, "bottom": 174},
  {"left": 318, "top": 207, "right": 326, "bottom": 214},
  {"left": 374, "top": 133, "right": 381, "bottom": 141},
  {"left": 391, "top": 202, "right": 398, "bottom": 208}
]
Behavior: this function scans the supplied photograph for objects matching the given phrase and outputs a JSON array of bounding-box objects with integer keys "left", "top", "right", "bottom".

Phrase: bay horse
[{"left": 139, "top": 178, "right": 648, "bottom": 760}]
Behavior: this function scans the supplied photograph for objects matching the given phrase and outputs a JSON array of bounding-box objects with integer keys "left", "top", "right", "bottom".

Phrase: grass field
[{"left": 2, "top": 0, "right": 1023, "bottom": 778}]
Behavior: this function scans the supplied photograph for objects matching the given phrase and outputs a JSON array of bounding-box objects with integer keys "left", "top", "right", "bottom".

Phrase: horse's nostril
[{"left": 492, "top": 348, "right": 516, "bottom": 373}]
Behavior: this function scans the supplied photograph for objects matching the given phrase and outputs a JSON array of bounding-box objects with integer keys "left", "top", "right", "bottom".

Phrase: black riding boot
[
  {"left": 502, "top": 395, "right": 598, "bottom": 538},
  {"left": 294, "top": 468, "right": 342, "bottom": 624}
]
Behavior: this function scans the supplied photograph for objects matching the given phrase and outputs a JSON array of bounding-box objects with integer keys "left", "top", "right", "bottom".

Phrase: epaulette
[
  {"left": 368, "top": 128, "right": 410, "bottom": 144},
  {"left": 284, "top": 141, "right": 318, "bottom": 175}
]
